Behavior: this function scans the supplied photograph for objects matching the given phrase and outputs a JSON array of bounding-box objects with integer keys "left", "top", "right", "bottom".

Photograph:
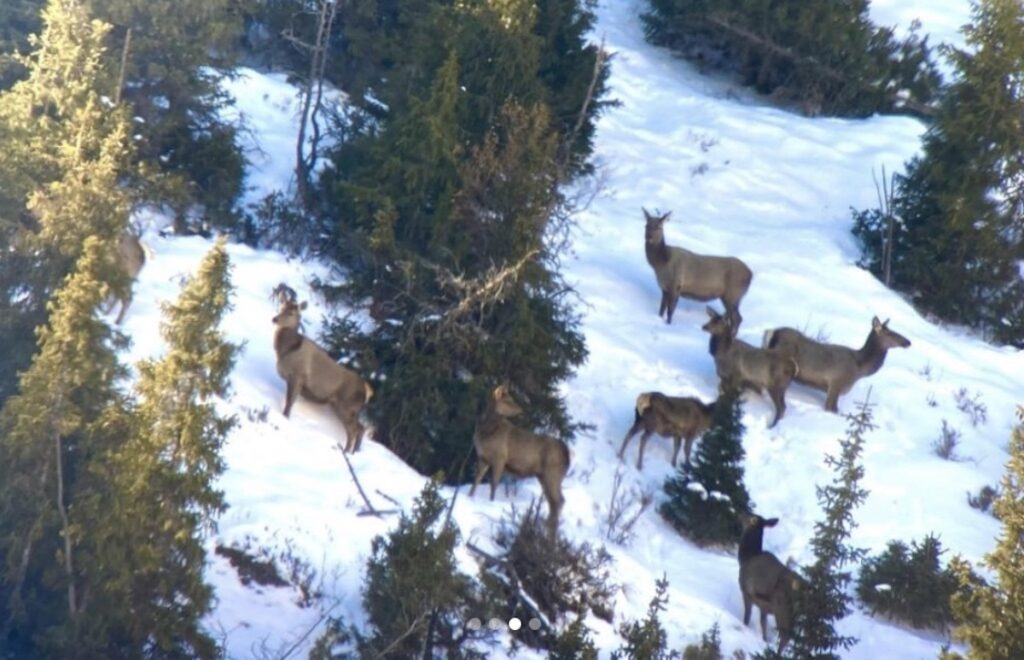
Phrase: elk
[
  {"left": 105, "top": 233, "right": 147, "bottom": 324},
  {"left": 702, "top": 306, "right": 797, "bottom": 428},
  {"left": 272, "top": 298, "right": 374, "bottom": 453},
  {"left": 618, "top": 391, "right": 716, "bottom": 469},
  {"left": 762, "top": 317, "right": 911, "bottom": 413},
  {"left": 643, "top": 208, "right": 752, "bottom": 328},
  {"left": 738, "top": 514, "right": 803, "bottom": 652},
  {"left": 470, "top": 384, "right": 570, "bottom": 537}
]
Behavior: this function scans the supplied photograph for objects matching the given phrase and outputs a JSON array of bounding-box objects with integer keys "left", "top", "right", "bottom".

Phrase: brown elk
[
  {"left": 105, "top": 233, "right": 147, "bottom": 324},
  {"left": 643, "top": 208, "right": 752, "bottom": 328},
  {"left": 272, "top": 298, "right": 374, "bottom": 453},
  {"left": 470, "top": 384, "right": 570, "bottom": 537},
  {"left": 762, "top": 317, "right": 911, "bottom": 413},
  {"left": 738, "top": 514, "right": 803, "bottom": 652},
  {"left": 702, "top": 306, "right": 797, "bottom": 428},
  {"left": 618, "top": 392, "right": 716, "bottom": 469}
]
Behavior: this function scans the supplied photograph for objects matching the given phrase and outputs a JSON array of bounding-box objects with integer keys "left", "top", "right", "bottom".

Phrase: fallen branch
[{"left": 339, "top": 444, "right": 392, "bottom": 518}]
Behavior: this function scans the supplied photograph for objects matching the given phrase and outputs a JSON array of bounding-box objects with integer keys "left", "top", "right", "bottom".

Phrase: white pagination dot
[{"left": 508, "top": 617, "right": 522, "bottom": 631}]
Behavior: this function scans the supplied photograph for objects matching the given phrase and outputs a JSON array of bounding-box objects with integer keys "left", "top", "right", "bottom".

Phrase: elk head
[
  {"left": 273, "top": 299, "right": 307, "bottom": 331},
  {"left": 643, "top": 207, "right": 671, "bottom": 245},
  {"left": 491, "top": 384, "right": 525, "bottom": 418},
  {"left": 871, "top": 316, "right": 912, "bottom": 349}
]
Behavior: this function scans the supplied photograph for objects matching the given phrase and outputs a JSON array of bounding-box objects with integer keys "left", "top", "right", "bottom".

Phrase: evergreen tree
[
  {"left": 642, "top": 0, "right": 941, "bottom": 117},
  {"left": 0, "top": 0, "right": 42, "bottom": 89},
  {"left": 611, "top": 575, "right": 678, "bottom": 660},
  {"left": 81, "top": 240, "right": 237, "bottom": 656},
  {"left": 0, "top": 238, "right": 125, "bottom": 655},
  {"left": 359, "top": 479, "right": 488, "bottom": 658},
  {"left": 763, "top": 399, "right": 873, "bottom": 659},
  {"left": 853, "top": 0, "right": 1024, "bottom": 347},
  {"left": 948, "top": 406, "right": 1024, "bottom": 657},
  {"left": 659, "top": 389, "right": 751, "bottom": 547},
  {"left": 0, "top": 0, "right": 132, "bottom": 408}
]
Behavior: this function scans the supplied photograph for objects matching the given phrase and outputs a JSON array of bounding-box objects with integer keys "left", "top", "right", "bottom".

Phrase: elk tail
[
  {"left": 762, "top": 329, "right": 775, "bottom": 349},
  {"left": 635, "top": 392, "right": 653, "bottom": 417},
  {"left": 790, "top": 357, "right": 800, "bottom": 378},
  {"left": 363, "top": 381, "right": 375, "bottom": 403}
]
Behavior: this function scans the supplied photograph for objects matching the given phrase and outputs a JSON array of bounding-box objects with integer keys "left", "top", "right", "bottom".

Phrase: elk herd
[{"left": 256, "top": 206, "right": 913, "bottom": 651}]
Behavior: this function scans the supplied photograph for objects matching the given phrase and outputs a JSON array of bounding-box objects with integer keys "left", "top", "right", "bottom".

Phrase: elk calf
[
  {"left": 619, "top": 392, "right": 716, "bottom": 469},
  {"left": 643, "top": 208, "right": 752, "bottom": 328},
  {"left": 738, "top": 515, "right": 802, "bottom": 652},
  {"left": 702, "top": 307, "right": 797, "bottom": 428},
  {"left": 470, "top": 385, "right": 570, "bottom": 537},
  {"left": 272, "top": 298, "right": 374, "bottom": 453},
  {"left": 763, "top": 317, "right": 911, "bottom": 413}
]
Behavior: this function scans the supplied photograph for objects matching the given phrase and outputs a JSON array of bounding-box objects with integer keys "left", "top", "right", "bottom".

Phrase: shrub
[
  {"left": 967, "top": 484, "right": 1001, "bottom": 517},
  {"left": 932, "top": 420, "right": 962, "bottom": 460},
  {"left": 612, "top": 575, "right": 678, "bottom": 660},
  {"left": 548, "top": 614, "right": 599, "bottom": 660},
  {"left": 682, "top": 624, "right": 723, "bottom": 660},
  {"left": 856, "top": 535, "right": 958, "bottom": 630}
]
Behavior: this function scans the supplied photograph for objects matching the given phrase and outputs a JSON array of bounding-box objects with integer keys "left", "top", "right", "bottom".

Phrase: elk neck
[
  {"left": 708, "top": 332, "right": 732, "bottom": 357},
  {"left": 274, "top": 326, "right": 303, "bottom": 358},
  {"left": 855, "top": 329, "right": 889, "bottom": 378},
  {"left": 645, "top": 236, "right": 670, "bottom": 267},
  {"left": 476, "top": 397, "right": 506, "bottom": 438}
]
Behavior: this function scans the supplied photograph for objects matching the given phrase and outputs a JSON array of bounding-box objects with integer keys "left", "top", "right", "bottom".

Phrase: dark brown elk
[
  {"left": 643, "top": 208, "right": 752, "bottom": 328},
  {"left": 738, "top": 514, "right": 803, "bottom": 652},
  {"left": 702, "top": 306, "right": 797, "bottom": 428},
  {"left": 470, "top": 385, "right": 570, "bottom": 537},
  {"left": 762, "top": 317, "right": 911, "bottom": 413},
  {"left": 618, "top": 392, "right": 716, "bottom": 469},
  {"left": 106, "top": 233, "right": 147, "bottom": 324},
  {"left": 272, "top": 298, "right": 374, "bottom": 453}
]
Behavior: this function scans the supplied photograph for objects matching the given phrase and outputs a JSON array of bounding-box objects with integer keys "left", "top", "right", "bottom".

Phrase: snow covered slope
[{"left": 118, "top": 1, "right": 1022, "bottom": 657}]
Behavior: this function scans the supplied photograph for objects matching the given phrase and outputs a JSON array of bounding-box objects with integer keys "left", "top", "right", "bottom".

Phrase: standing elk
[
  {"left": 470, "top": 384, "right": 570, "bottom": 537},
  {"left": 739, "top": 514, "right": 803, "bottom": 652},
  {"left": 618, "top": 391, "right": 716, "bottom": 469},
  {"left": 105, "top": 233, "right": 147, "bottom": 324},
  {"left": 702, "top": 306, "right": 797, "bottom": 428},
  {"left": 272, "top": 297, "right": 374, "bottom": 453},
  {"left": 643, "top": 208, "right": 752, "bottom": 328},
  {"left": 762, "top": 317, "right": 911, "bottom": 413}
]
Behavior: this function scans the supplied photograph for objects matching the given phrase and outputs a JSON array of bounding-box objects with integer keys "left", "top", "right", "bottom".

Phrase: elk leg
[
  {"left": 489, "top": 461, "right": 506, "bottom": 501},
  {"left": 637, "top": 430, "right": 655, "bottom": 470},
  {"left": 760, "top": 608, "right": 769, "bottom": 642},
  {"left": 665, "top": 291, "right": 680, "bottom": 324},
  {"left": 658, "top": 289, "right": 669, "bottom": 318},
  {"left": 115, "top": 292, "right": 131, "bottom": 325},
  {"left": 768, "top": 387, "right": 786, "bottom": 428},
  {"left": 725, "top": 303, "right": 742, "bottom": 332},
  {"left": 470, "top": 459, "right": 489, "bottom": 496},
  {"left": 671, "top": 436, "right": 682, "bottom": 467},
  {"left": 825, "top": 387, "right": 840, "bottom": 413},
  {"left": 540, "top": 472, "right": 565, "bottom": 539},
  {"left": 618, "top": 424, "right": 641, "bottom": 461},
  {"left": 283, "top": 378, "right": 300, "bottom": 418},
  {"left": 742, "top": 592, "right": 753, "bottom": 626}
]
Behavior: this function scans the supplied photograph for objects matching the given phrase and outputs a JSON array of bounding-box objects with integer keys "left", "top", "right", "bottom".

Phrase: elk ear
[
  {"left": 493, "top": 384, "right": 508, "bottom": 399},
  {"left": 706, "top": 305, "right": 718, "bottom": 317},
  {"left": 642, "top": 207, "right": 652, "bottom": 219},
  {"left": 871, "top": 316, "right": 882, "bottom": 330},
  {"left": 765, "top": 517, "right": 779, "bottom": 527},
  {"left": 662, "top": 211, "right": 672, "bottom": 221},
  {"left": 883, "top": 317, "right": 891, "bottom": 327}
]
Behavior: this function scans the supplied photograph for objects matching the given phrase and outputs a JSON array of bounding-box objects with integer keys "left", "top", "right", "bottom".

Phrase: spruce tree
[
  {"left": 611, "top": 575, "right": 677, "bottom": 660},
  {"left": 764, "top": 399, "right": 873, "bottom": 659},
  {"left": 659, "top": 389, "right": 751, "bottom": 547},
  {"left": 853, "top": 0, "right": 1024, "bottom": 346},
  {"left": 82, "top": 240, "right": 237, "bottom": 656},
  {"left": 948, "top": 406, "right": 1024, "bottom": 657},
  {"left": 0, "top": 238, "right": 125, "bottom": 655}
]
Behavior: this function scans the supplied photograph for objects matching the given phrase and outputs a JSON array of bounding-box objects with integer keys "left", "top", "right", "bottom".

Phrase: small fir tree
[
  {"left": 948, "top": 407, "right": 1024, "bottom": 657},
  {"left": 762, "top": 398, "right": 873, "bottom": 660},
  {"left": 660, "top": 389, "right": 751, "bottom": 547},
  {"left": 856, "top": 534, "right": 958, "bottom": 630},
  {"left": 549, "top": 614, "right": 599, "bottom": 660},
  {"left": 360, "top": 479, "right": 489, "bottom": 658},
  {"left": 611, "top": 575, "right": 678, "bottom": 660}
]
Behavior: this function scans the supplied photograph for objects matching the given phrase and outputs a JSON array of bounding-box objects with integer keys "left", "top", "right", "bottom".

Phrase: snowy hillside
[{"left": 117, "top": 0, "right": 1023, "bottom": 657}]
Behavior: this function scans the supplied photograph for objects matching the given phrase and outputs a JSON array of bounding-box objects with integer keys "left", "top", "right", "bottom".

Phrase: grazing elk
[
  {"left": 702, "top": 307, "right": 797, "bottom": 428},
  {"left": 272, "top": 298, "right": 374, "bottom": 453},
  {"left": 618, "top": 391, "right": 716, "bottom": 469},
  {"left": 762, "top": 317, "right": 911, "bottom": 413},
  {"left": 106, "top": 233, "right": 147, "bottom": 324},
  {"left": 738, "top": 514, "right": 803, "bottom": 652},
  {"left": 470, "top": 384, "right": 570, "bottom": 537},
  {"left": 643, "top": 208, "right": 752, "bottom": 328}
]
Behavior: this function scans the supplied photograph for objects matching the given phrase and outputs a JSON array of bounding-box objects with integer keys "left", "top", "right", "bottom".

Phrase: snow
[{"left": 113, "top": 0, "right": 1019, "bottom": 657}]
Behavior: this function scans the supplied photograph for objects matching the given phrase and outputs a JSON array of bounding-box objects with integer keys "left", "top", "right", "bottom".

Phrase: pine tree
[
  {"left": 772, "top": 398, "right": 873, "bottom": 659},
  {"left": 948, "top": 406, "right": 1024, "bottom": 657},
  {"left": 81, "top": 240, "right": 237, "bottom": 656},
  {"left": 0, "top": 238, "right": 125, "bottom": 655},
  {"left": 611, "top": 575, "right": 678, "bottom": 660},
  {"left": 660, "top": 389, "right": 751, "bottom": 547},
  {"left": 853, "top": 0, "right": 1024, "bottom": 346}
]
